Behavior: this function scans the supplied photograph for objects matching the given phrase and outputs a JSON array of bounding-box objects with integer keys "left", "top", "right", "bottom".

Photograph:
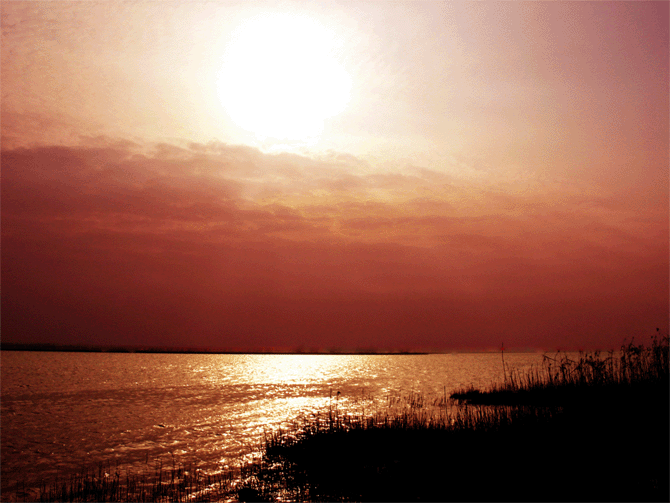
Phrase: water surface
[{"left": 1, "top": 351, "right": 548, "bottom": 495}]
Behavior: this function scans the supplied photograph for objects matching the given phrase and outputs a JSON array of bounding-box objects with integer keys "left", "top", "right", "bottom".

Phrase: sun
[{"left": 217, "top": 13, "right": 352, "bottom": 142}]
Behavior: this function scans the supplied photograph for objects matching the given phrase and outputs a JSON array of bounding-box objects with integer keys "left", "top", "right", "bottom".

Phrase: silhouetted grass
[
  {"left": 451, "top": 333, "right": 669, "bottom": 408},
  {"left": 235, "top": 404, "right": 560, "bottom": 502},
  {"left": 9, "top": 458, "right": 240, "bottom": 502},
  {"left": 239, "top": 334, "right": 669, "bottom": 501}
]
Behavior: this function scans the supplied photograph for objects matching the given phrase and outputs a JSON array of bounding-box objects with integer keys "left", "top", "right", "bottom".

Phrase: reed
[
  {"left": 9, "top": 458, "right": 240, "bottom": 502},
  {"left": 450, "top": 333, "right": 669, "bottom": 407},
  {"left": 234, "top": 404, "right": 565, "bottom": 501}
]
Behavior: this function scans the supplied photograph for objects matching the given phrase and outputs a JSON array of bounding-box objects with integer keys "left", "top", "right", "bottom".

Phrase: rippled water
[{"left": 1, "top": 351, "right": 547, "bottom": 496}]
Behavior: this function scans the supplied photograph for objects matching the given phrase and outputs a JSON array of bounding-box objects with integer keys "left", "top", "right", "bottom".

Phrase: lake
[{"left": 1, "top": 350, "right": 549, "bottom": 497}]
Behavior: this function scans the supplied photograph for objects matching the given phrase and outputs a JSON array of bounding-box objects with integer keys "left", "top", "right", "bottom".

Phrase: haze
[{"left": 2, "top": 1, "right": 668, "bottom": 352}]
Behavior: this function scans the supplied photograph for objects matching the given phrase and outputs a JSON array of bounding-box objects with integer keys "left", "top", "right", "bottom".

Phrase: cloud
[{"left": 2, "top": 138, "right": 667, "bottom": 350}]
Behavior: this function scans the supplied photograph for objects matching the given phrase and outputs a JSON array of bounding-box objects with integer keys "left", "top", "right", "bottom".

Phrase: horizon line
[{"left": 0, "top": 342, "right": 586, "bottom": 355}]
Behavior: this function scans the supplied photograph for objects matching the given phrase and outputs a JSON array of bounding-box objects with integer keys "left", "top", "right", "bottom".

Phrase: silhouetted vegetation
[
  {"left": 238, "top": 334, "right": 668, "bottom": 502},
  {"left": 451, "top": 334, "right": 669, "bottom": 407},
  {"left": 9, "top": 458, "right": 239, "bottom": 502},
  {"left": 10, "top": 334, "right": 669, "bottom": 501}
]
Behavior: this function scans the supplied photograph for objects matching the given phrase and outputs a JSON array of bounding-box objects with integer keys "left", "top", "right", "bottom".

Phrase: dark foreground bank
[
  {"left": 237, "top": 334, "right": 669, "bottom": 502},
  {"left": 11, "top": 335, "right": 669, "bottom": 502}
]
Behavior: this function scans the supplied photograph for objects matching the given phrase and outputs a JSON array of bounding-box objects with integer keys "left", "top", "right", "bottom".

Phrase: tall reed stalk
[{"left": 451, "top": 333, "right": 669, "bottom": 406}]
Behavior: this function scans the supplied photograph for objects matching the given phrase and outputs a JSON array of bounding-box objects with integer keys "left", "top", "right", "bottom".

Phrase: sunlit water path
[{"left": 1, "top": 351, "right": 551, "bottom": 496}]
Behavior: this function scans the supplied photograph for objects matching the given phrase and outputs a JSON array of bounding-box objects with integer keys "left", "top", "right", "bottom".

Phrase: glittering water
[{"left": 1, "top": 351, "right": 547, "bottom": 496}]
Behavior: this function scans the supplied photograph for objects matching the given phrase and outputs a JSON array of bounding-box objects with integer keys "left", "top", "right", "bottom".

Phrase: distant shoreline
[
  {"left": 0, "top": 342, "right": 548, "bottom": 355},
  {"left": 0, "top": 343, "right": 432, "bottom": 355}
]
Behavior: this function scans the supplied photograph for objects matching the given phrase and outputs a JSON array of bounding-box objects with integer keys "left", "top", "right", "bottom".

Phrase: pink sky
[{"left": 2, "top": 1, "right": 668, "bottom": 351}]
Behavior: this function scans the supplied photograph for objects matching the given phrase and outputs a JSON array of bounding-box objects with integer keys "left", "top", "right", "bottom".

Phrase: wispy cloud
[{"left": 2, "top": 139, "right": 667, "bottom": 350}]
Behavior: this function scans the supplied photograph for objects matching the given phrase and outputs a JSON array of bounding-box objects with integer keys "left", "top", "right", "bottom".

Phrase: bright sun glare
[{"left": 218, "top": 13, "right": 352, "bottom": 142}]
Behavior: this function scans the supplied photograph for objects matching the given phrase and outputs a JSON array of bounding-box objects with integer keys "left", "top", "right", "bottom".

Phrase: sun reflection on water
[
  {"left": 226, "top": 354, "right": 362, "bottom": 384},
  {"left": 210, "top": 354, "right": 366, "bottom": 452}
]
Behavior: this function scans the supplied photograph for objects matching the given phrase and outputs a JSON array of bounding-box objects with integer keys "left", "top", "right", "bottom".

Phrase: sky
[{"left": 2, "top": 1, "right": 668, "bottom": 352}]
